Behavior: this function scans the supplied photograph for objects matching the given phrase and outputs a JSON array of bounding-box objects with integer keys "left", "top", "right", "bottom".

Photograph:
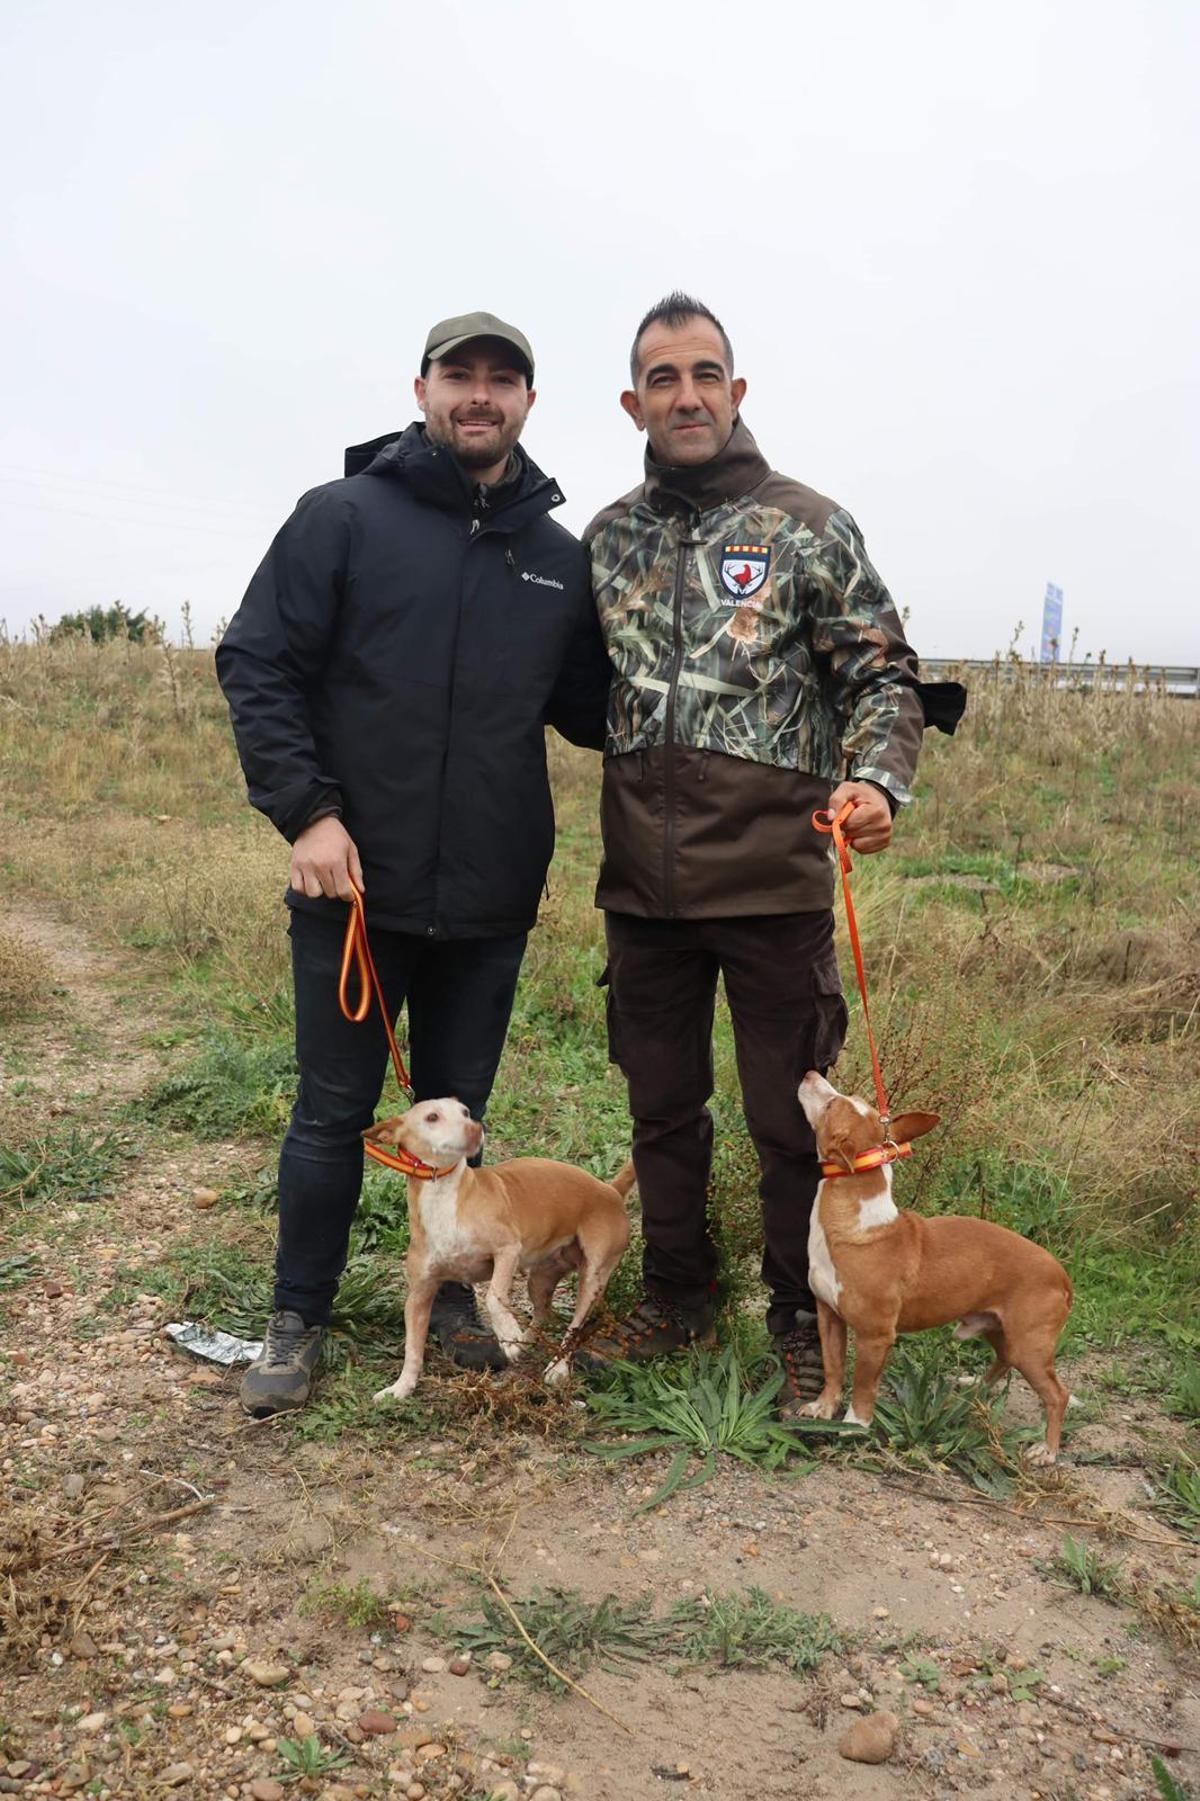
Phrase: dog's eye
[
  {"left": 424, "top": 1112, "right": 438, "bottom": 1124},
  {"left": 460, "top": 1106, "right": 469, "bottom": 1118}
]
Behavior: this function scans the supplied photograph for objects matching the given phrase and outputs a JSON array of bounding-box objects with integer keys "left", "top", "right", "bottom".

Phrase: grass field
[
  {"left": 2, "top": 635, "right": 1197, "bottom": 1339},
  {"left": 1, "top": 634, "right": 1198, "bottom": 1798}
]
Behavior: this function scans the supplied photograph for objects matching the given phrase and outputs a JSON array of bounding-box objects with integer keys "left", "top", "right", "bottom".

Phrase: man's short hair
[{"left": 629, "top": 293, "right": 735, "bottom": 384}]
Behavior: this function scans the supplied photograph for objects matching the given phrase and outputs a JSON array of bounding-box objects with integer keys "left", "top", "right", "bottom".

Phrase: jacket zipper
[
  {"left": 429, "top": 526, "right": 476, "bottom": 936},
  {"left": 662, "top": 514, "right": 699, "bottom": 916}
]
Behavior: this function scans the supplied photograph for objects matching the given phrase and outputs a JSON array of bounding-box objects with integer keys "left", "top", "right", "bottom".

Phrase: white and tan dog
[
  {"left": 797, "top": 1072, "right": 1074, "bottom": 1463},
  {"left": 366, "top": 1099, "right": 633, "bottom": 1403}
]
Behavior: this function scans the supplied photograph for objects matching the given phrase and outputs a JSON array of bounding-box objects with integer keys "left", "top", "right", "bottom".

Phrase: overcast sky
[{"left": 2, "top": 0, "right": 1197, "bottom": 665}]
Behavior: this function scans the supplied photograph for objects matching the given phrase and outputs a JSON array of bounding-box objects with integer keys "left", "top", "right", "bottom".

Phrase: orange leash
[
  {"left": 337, "top": 884, "right": 414, "bottom": 1100},
  {"left": 813, "top": 799, "right": 892, "bottom": 1130}
]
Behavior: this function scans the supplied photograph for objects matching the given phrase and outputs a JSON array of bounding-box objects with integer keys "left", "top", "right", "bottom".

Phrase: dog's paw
[
  {"left": 543, "top": 1358, "right": 570, "bottom": 1388},
  {"left": 798, "top": 1397, "right": 838, "bottom": 1420},
  {"left": 373, "top": 1377, "right": 416, "bottom": 1405},
  {"left": 1023, "top": 1441, "right": 1057, "bottom": 1467},
  {"left": 842, "top": 1405, "right": 873, "bottom": 1428}
]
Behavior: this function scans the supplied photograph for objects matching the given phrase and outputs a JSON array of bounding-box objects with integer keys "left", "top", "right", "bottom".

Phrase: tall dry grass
[{"left": 1, "top": 637, "right": 1197, "bottom": 1276}]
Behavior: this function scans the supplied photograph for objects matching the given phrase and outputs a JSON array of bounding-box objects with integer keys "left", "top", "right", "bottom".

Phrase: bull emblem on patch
[{"left": 719, "top": 543, "right": 770, "bottom": 601}]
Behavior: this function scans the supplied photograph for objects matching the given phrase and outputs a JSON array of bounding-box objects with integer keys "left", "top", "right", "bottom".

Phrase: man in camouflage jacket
[{"left": 576, "top": 293, "right": 932, "bottom": 1414}]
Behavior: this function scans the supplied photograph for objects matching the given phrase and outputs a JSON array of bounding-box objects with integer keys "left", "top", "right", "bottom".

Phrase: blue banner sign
[{"left": 1041, "top": 583, "right": 1063, "bottom": 663}]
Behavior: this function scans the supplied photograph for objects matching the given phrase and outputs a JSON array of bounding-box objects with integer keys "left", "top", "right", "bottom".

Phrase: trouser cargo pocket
[{"left": 812, "top": 958, "right": 849, "bottom": 1071}]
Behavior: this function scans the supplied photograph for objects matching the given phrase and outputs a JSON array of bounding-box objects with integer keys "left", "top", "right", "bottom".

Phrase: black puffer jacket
[{"left": 216, "top": 423, "right": 609, "bottom": 938}]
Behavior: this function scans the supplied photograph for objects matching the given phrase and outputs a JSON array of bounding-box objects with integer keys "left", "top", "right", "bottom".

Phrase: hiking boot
[
  {"left": 773, "top": 1310, "right": 826, "bottom": 1419},
  {"left": 429, "top": 1282, "right": 507, "bottom": 1372},
  {"left": 574, "top": 1294, "right": 716, "bottom": 1375},
  {"left": 239, "top": 1310, "right": 324, "bottom": 1417}
]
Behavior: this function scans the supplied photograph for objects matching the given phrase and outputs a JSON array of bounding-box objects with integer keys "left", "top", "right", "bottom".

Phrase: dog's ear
[
  {"left": 821, "top": 1126, "right": 858, "bottom": 1173},
  {"left": 363, "top": 1117, "right": 405, "bottom": 1147},
  {"left": 889, "top": 1110, "right": 941, "bottom": 1144}
]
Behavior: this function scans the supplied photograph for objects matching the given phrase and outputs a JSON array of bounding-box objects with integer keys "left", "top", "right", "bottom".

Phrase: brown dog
[
  {"left": 365, "top": 1099, "right": 633, "bottom": 1403},
  {"left": 796, "top": 1072, "right": 1075, "bottom": 1463}
]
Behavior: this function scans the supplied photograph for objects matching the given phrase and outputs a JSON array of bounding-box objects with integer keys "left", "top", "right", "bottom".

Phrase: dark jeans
[
  {"left": 276, "top": 909, "right": 527, "bottom": 1325},
  {"left": 604, "top": 911, "right": 848, "bottom": 1337}
]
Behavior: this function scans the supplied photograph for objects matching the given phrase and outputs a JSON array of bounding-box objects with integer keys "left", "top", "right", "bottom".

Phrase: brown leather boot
[{"left": 574, "top": 1294, "right": 716, "bottom": 1374}]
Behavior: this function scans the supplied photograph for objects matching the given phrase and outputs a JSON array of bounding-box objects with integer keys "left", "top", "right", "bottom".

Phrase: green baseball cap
[{"left": 421, "top": 311, "right": 534, "bottom": 384}]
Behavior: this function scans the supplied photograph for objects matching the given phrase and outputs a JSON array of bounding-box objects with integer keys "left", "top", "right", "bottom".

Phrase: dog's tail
[{"left": 609, "top": 1158, "right": 637, "bottom": 1200}]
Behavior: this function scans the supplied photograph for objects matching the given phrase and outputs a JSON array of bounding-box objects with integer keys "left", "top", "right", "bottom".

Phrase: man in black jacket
[{"left": 217, "top": 311, "right": 610, "bottom": 1416}]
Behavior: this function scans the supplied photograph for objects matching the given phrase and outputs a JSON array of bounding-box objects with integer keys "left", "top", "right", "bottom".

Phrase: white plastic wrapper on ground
[{"left": 164, "top": 1321, "right": 262, "bottom": 1365}]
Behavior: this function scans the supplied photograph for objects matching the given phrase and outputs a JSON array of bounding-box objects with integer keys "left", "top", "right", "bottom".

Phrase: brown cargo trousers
[{"left": 603, "top": 910, "right": 848, "bottom": 1336}]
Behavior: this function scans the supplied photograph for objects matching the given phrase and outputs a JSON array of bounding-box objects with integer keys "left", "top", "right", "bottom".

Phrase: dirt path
[{"left": 1, "top": 906, "right": 1197, "bottom": 1801}]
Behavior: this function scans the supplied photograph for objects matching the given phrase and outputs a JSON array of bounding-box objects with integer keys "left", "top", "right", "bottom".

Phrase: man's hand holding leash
[
  {"left": 289, "top": 816, "right": 364, "bottom": 903},
  {"left": 826, "top": 781, "right": 893, "bottom": 854}
]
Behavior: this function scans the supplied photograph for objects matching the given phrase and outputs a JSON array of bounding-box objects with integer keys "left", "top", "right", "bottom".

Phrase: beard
[{"left": 429, "top": 409, "right": 522, "bottom": 472}]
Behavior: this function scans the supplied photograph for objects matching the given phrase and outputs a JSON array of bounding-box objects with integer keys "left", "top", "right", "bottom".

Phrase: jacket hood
[
  {"left": 343, "top": 422, "right": 564, "bottom": 527},
  {"left": 643, "top": 415, "right": 771, "bottom": 513}
]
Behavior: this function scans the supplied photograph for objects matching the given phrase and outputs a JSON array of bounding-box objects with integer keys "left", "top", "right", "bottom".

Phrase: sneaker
[
  {"left": 773, "top": 1310, "right": 825, "bottom": 1419},
  {"left": 239, "top": 1310, "right": 324, "bottom": 1418},
  {"left": 428, "top": 1282, "right": 507, "bottom": 1372},
  {"left": 574, "top": 1294, "right": 716, "bottom": 1375}
]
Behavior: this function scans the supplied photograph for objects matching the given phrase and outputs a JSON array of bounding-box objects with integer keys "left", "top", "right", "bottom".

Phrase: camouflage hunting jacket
[{"left": 584, "top": 419, "right": 925, "bottom": 918}]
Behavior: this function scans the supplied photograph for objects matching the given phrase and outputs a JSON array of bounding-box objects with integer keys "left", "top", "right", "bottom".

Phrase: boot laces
[
  {"left": 609, "top": 1296, "right": 686, "bottom": 1350},
  {"left": 262, "top": 1312, "right": 313, "bottom": 1368},
  {"left": 777, "top": 1325, "right": 822, "bottom": 1386}
]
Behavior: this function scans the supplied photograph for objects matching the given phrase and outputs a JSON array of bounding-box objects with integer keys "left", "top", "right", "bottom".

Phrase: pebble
[
  {"left": 420, "top": 1656, "right": 446, "bottom": 1674},
  {"left": 415, "top": 1743, "right": 446, "bottom": 1762},
  {"left": 529, "top": 1789, "right": 563, "bottom": 1801},
  {"left": 159, "top": 1763, "right": 195, "bottom": 1787},
  {"left": 839, "top": 1711, "right": 900, "bottom": 1765},
  {"left": 250, "top": 1784, "right": 286, "bottom": 1801},
  {"left": 76, "top": 1712, "right": 108, "bottom": 1733},
  {"left": 293, "top": 1711, "right": 316, "bottom": 1738},
  {"left": 486, "top": 1651, "right": 513, "bottom": 1672},
  {"left": 839, "top": 1693, "right": 864, "bottom": 1710},
  {"left": 224, "top": 1725, "right": 242, "bottom": 1745},
  {"left": 192, "top": 1187, "right": 220, "bottom": 1208},
  {"left": 63, "top": 1472, "right": 86, "bottom": 1500},
  {"left": 448, "top": 1654, "right": 471, "bottom": 1676},
  {"left": 486, "top": 1785, "right": 520, "bottom": 1801},
  {"left": 912, "top": 1699, "right": 935, "bottom": 1718},
  {"left": 244, "top": 1660, "right": 290, "bottom": 1688},
  {"left": 357, "top": 1710, "right": 397, "bottom": 1737}
]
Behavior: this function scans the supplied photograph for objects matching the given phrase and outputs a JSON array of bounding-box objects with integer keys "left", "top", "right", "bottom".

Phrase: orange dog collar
[
  {"left": 820, "top": 1141, "right": 912, "bottom": 1180},
  {"left": 364, "top": 1141, "right": 458, "bottom": 1181}
]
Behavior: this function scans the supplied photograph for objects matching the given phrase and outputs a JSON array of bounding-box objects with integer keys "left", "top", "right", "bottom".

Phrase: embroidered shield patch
[{"left": 719, "top": 543, "right": 771, "bottom": 601}]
